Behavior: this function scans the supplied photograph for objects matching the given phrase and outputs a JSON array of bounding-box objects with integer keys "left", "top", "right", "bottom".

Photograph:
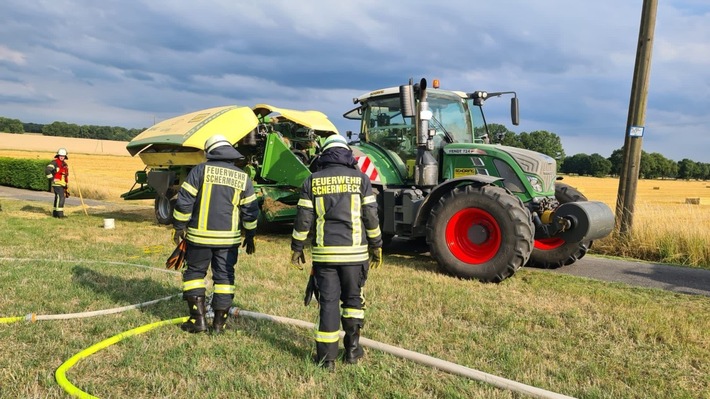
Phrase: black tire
[
  {"left": 426, "top": 185, "right": 534, "bottom": 282},
  {"left": 381, "top": 233, "right": 394, "bottom": 248},
  {"left": 527, "top": 182, "right": 591, "bottom": 269},
  {"left": 154, "top": 190, "right": 177, "bottom": 225}
]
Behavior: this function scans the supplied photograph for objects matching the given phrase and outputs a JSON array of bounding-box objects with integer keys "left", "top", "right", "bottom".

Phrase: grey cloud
[{"left": 0, "top": 0, "right": 708, "bottom": 161}]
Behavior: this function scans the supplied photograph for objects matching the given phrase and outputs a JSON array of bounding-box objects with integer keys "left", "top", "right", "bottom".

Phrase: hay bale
[
  {"left": 653, "top": 186, "right": 660, "bottom": 190},
  {"left": 685, "top": 198, "right": 701, "bottom": 205}
]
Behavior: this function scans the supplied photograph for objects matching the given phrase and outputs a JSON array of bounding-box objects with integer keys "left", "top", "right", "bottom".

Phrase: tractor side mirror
[{"left": 511, "top": 97, "right": 520, "bottom": 126}]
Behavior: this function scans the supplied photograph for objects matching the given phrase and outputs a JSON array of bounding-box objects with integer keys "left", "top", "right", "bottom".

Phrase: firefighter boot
[
  {"left": 342, "top": 318, "right": 365, "bottom": 364},
  {"left": 181, "top": 296, "right": 208, "bottom": 333},
  {"left": 315, "top": 342, "right": 338, "bottom": 372},
  {"left": 212, "top": 309, "right": 229, "bottom": 335}
]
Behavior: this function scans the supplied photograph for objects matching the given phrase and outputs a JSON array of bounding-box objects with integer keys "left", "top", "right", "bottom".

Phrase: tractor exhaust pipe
[{"left": 401, "top": 78, "right": 438, "bottom": 187}]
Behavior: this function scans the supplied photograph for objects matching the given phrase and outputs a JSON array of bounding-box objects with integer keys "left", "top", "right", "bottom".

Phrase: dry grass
[
  {"left": 561, "top": 175, "right": 710, "bottom": 267},
  {"left": 0, "top": 132, "right": 129, "bottom": 156},
  {"left": 561, "top": 175, "right": 710, "bottom": 209},
  {"left": 1, "top": 200, "right": 708, "bottom": 398},
  {"left": 2, "top": 137, "right": 708, "bottom": 267},
  {"left": 0, "top": 149, "right": 147, "bottom": 203},
  {"left": 0, "top": 137, "right": 708, "bottom": 397}
]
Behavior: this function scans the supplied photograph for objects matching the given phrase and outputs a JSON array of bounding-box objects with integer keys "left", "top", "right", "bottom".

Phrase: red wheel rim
[
  {"left": 445, "top": 208, "right": 501, "bottom": 264},
  {"left": 534, "top": 237, "right": 565, "bottom": 250}
]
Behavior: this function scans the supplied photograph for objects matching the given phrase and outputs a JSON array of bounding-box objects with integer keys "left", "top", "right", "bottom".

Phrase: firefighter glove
[
  {"left": 290, "top": 250, "right": 306, "bottom": 270},
  {"left": 242, "top": 235, "right": 256, "bottom": 255},
  {"left": 369, "top": 247, "right": 383, "bottom": 269},
  {"left": 172, "top": 228, "right": 186, "bottom": 245},
  {"left": 65, "top": 190, "right": 70, "bottom": 198}
]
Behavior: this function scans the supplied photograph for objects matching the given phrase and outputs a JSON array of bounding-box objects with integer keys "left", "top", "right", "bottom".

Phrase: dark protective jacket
[
  {"left": 291, "top": 147, "right": 382, "bottom": 264},
  {"left": 173, "top": 145, "right": 259, "bottom": 247},
  {"left": 45, "top": 158, "right": 69, "bottom": 187}
]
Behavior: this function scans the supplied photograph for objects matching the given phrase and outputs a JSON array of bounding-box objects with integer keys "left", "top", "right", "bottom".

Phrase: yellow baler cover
[
  {"left": 126, "top": 105, "right": 260, "bottom": 157},
  {"left": 252, "top": 104, "right": 338, "bottom": 134}
]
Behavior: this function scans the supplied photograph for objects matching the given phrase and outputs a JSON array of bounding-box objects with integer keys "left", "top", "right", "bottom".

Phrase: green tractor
[
  {"left": 121, "top": 104, "right": 338, "bottom": 226},
  {"left": 344, "top": 78, "right": 614, "bottom": 282}
]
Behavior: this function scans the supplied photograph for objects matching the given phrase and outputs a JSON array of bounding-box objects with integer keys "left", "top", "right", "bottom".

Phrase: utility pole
[{"left": 615, "top": 0, "right": 658, "bottom": 237}]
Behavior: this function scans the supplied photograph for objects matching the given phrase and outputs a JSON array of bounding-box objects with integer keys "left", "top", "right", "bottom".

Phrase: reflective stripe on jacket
[
  {"left": 173, "top": 160, "right": 259, "bottom": 247},
  {"left": 291, "top": 163, "right": 382, "bottom": 264}
]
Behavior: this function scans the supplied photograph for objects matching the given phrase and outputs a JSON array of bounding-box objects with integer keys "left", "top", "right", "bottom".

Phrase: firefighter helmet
[
  {"left": 322, "top": 134, "right": 349, "bottom": 152},
  {"left": 56, "top": 148, "right": 68, "bottom": 159},
  {"left": 204, "top": 135, "right": 231, "bottom": 153}
]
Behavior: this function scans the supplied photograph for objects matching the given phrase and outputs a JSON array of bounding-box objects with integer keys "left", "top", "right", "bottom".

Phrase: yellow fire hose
[
  {"left": 55, "top": 317, "right": 188, "bottom": 399},
  {"left": 2, "top": 257, "right": 574, "bottom": 399},
  {"left": 52, "top": 308, "right": 575, "bottom": 399}
]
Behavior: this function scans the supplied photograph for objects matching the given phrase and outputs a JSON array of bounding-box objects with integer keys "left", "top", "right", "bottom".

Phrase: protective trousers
[
  {"left": 314, "top": 262, "right": 367, "bottom": 364},
  {"left": 182, "top": 243, "right": 238, "bottom": 311},
  {"left": 52, "top": 185, "right": 66, "bottom": 218}
]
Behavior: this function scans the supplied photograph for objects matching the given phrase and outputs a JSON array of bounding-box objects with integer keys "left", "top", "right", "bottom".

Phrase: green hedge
[{"left": 0, "top": 157, "right": 50, "bottom": 191}]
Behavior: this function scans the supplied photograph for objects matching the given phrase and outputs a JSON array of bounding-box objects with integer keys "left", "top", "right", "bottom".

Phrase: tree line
[
  {"left": 487, "top": 123, "right": 709, "bottom": 180},
  {"left": 1, "top": 116, "right": 707, "bottom": 180},
  {"left": 0, "top": 116, "right": 144, "bottom": 142}
]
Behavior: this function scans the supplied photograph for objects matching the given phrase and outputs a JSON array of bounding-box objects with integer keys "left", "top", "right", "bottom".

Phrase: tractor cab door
[{"left": 358, "top": 96, "right": 417, "bottom": 180}]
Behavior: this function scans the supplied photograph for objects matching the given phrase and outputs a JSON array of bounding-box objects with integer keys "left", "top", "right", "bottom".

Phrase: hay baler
[{"left": 121, "top": 104, "right": 338, "bottom": 225}]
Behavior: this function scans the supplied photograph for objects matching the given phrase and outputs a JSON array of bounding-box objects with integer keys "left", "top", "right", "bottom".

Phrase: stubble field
[
  {"left": 1, "top": 133, "right": 709, "bottom": 267},
  {"left": 1, "top": 134, "right": 709, "bottom": 398}
]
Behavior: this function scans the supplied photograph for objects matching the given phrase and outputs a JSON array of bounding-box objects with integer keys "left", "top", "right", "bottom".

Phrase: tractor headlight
[{"left": 526, "top": 176, "right": 543, "bottom": 192}]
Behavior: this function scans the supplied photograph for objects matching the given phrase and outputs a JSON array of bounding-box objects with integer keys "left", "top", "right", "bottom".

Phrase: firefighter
[
  {"left": 45, "top": 148, "right": 70, "bottom": 218},
  {"left": 172, "top": 134, "right": 259, "bottom": 334},
  {"left": 290, "top": 133, "right": 383, "bottom": 371}
]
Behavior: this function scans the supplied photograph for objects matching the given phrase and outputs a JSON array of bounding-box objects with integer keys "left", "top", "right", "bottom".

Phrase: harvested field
[{"left": 0, "top": 132, "right": 130, "bottom": 156}]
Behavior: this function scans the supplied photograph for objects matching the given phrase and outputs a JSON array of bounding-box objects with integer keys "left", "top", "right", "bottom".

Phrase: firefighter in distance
[{"left": 45, "top": 148, "right": 70, "bottom": 218}]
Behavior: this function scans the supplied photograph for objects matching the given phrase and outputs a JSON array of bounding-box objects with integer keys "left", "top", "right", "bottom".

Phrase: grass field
[
  {"left": 558, "top": 175, "right": 710, "bottom": 268},
  {"left": 2, "top": 143, "right": 708, "bottom": 268},
  {"left": 0, "top": 200, "right": 708, "bottom": 399},
  {"left": 1, "top": 139, "right": 710, "bottom": 398}
]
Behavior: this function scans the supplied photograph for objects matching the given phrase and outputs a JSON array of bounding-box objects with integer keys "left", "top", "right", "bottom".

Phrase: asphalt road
[
  {"left": 2, "top": 185, "right": 709, "bottom": 297},
  {"left": 0, "top": 184, "right": 114, "bottom": 207},
  {"left": 386, "top": 234, "right": 710, "bottom": 297},
  {"left": 548, "top": 255, "right": 710, "bottom": 296}
]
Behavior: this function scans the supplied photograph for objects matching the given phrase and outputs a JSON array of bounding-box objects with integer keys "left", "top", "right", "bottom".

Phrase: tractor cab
[{"left": 345, "top": 83, "right": 502, "bottom": 184}]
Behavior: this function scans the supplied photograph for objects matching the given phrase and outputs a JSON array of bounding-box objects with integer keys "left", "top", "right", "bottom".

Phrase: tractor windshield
[{"left": 362, "top": 90, "right": 487, "bottom": 161}]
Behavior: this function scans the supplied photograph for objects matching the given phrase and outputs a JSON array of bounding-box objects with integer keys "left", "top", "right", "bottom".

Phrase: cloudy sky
[{"left": 1, "top": 0, "right": 708, "bottom": 162}]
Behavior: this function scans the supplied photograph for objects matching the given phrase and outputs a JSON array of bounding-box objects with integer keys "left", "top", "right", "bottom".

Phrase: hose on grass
[
  {"left": 0, "top": 294, "right": 179, "bottom": 324},
  {"left": 3, "top": 257, "right": 574, "bottom": 398},
  {"left": 0, "top": 258, "right": 181, "bottom": 324},
  {"left": 57, "top": 309, "right": 575, "bottom": 399},
  {"left": 232, "top": 308, "right": 577, "bottom": 399},
  {"left": 55, "top": 317, "right": 188, "bottom": 399}
]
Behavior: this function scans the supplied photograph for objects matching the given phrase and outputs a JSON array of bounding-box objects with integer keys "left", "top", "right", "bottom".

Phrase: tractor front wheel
[
  {"left": 426, "top": 185, "right": 533, "bottom": 282},
  {"left": 527, "top": 182, "right": 592, "bottom": 269}
]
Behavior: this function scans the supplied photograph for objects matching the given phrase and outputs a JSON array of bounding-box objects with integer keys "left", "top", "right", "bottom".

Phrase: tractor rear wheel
[
  {"left": 426, "top": 185, "right": 533, "bottom": 282},
  {"left": 527, "top": 182, "right": 592, "bottom": 269},
  {"left": 154, "top": 190, "right": 177, "bottom": 225}
]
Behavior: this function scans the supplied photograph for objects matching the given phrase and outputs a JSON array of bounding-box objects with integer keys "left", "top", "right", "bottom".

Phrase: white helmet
[
  {"left": 321, "top": 134, "right": 349, "bottom": 152},
  {"left": 204, "top": 135, "right": 231, "bottom": 153},
  {"left": 56, "top": 148, "right": 68, "bottom": 158}
]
